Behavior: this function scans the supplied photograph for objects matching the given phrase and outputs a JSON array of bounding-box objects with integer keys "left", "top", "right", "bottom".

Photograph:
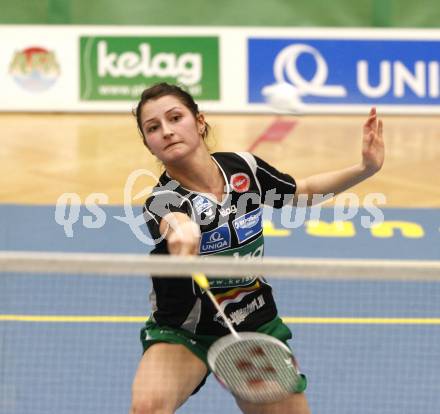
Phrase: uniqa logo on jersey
[
  {"left": 248, "top": 37, "right": 440, "bottom": 109},
  {"left": 199, "top": 223, "right": 231, "bottom": 254}
]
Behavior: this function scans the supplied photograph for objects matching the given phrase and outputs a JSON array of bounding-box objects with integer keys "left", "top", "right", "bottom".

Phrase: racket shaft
[
  {"left": 193, "top": 273, "right": 240, "bottom": 339},
  {"left": 206, "top": 290, "right": 240, "bottom": 339}
]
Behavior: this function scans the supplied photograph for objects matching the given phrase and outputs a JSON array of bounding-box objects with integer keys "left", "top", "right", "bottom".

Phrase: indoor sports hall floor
[{"left": 1, "top": 113, "right": 440, "bottom": 413}]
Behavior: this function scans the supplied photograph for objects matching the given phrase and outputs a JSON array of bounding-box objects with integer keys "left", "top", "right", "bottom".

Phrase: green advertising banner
[{"left": 80, "top": 36, "right": 220, "bottom": 101}]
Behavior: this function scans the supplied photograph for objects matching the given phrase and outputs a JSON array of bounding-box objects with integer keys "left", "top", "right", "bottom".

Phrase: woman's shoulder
[
  {"left": 212, "top": 151, "right": 259, "bottom": 174},
  {"left": 212, "top": 151, "right": 258, "bottom": 164},
  {"left": 143, "top": 175, "right": 186, "bottom": 211}
]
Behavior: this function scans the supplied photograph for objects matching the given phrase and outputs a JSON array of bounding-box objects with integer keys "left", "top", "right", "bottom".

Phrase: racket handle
[{"left": 193, "top": 272, "right": 210, "bottom": 290}]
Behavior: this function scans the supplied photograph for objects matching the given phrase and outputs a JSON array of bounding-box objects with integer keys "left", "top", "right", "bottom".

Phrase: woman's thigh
[{"left": 131, "top": 342, "right": 208, "bottom": 412}]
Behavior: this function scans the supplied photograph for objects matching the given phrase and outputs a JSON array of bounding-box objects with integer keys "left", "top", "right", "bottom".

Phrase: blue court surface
[{"left": 1, "top": 205, "right": 440, "bottom": 414}]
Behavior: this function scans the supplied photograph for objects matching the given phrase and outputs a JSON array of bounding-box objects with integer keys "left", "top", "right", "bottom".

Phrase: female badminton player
[{"left": 129, "top": 83, "right": 384, "bottom": 414}]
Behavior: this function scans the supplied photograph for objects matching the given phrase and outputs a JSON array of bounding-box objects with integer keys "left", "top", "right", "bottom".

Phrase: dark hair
[{"left": 134, "top": 83, "right": 210, "bottom": 146}]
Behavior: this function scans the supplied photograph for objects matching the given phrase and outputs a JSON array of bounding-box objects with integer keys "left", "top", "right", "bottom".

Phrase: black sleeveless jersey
[{"left": 143, "top": 152, "right": 296, "bottom": 336}]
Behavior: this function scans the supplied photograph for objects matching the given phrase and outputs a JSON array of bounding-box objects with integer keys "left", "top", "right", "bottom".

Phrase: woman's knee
[
  {"left": 236, "top": 392, "right": 311, "bottom": 414},
  {"left": 129, "top": 343, "right": 207, "bottom": 413},
  {"left": 130, "top": 393, "right": 175, "bottom": 414}
]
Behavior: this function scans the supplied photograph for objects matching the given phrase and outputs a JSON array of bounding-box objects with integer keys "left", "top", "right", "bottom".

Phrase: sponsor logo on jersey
[
  {"left": 193, "top": 195, "right": 214, "bottom": 217},
  {"left": 233, "top": 208, "right": 263, "bottom": 243},
  {"left": 213, "top": 283, "right": 265, "bottom": 327},
  {"left": 214, "top": 281, "right": 260, "bottom": 305},
  {"left": 199, "top": 223, "right": 231, "bottom": 254},
  {"left": 219, "top": 204, "right": 237, "bottom": 217},
  {"left": 230, "top": 173, "right": 250, "bottom": 193},
  {"left": 227, "top": 294, "right": 266, "bottom": 326}
]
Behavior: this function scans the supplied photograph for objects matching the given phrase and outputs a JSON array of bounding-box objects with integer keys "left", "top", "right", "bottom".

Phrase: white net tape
[{"left": 1, "top": 250, "right": 440, "bottom": 280}]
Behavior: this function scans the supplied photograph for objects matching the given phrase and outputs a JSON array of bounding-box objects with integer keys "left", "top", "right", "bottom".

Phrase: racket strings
[{"left": 210, "top": 335, "right": 301, "bottom": 403}]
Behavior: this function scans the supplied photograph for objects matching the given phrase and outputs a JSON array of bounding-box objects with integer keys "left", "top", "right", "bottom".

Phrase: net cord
[{"left": 0, "top": 250, "right": 439, "bottom": 281}]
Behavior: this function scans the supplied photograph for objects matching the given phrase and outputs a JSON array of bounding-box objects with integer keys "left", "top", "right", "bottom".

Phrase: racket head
[{"left": 207, "top": 332, "right": 301, "bottom": 404}]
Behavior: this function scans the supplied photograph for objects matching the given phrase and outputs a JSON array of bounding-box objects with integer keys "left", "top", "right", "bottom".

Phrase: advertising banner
[
  {"left": 1, "top": 26, "right": 440, "bottom": 113},
  {"left": 80, "top": 36, "right": 220, "bottom": 101},
  {"left": 1, "top": 26, "right": 78, "bottom": 111},
  {"left": 248, "top": 37, "right": 440, "bottom": 112}
]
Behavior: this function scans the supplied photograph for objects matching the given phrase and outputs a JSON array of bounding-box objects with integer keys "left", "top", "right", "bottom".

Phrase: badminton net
[{"left": 1, "top": 251, "right": 439, "bottom": 414}]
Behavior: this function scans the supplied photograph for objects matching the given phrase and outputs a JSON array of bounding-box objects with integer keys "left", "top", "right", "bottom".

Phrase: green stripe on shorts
[{"left": 140, "top": 316, "right": 307, "bottom": 393}]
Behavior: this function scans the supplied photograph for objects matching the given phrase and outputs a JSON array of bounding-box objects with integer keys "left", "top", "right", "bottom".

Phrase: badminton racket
[{"left": 193, "top": 272, "right": 302, "bottom": 404}]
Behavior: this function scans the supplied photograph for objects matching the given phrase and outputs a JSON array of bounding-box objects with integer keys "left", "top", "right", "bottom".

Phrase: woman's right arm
[{"left": 159, "top": 212, "right": 201, "bottom": 256}]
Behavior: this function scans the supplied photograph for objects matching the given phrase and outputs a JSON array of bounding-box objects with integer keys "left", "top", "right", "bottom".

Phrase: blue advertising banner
[{"left": 248, "top": 38, "right": 440, "bottom": 108}]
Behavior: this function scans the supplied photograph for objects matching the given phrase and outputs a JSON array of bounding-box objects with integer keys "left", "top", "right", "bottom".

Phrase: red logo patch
[{"left": 230, "top": 173, "right": 250, "bottom": 193}]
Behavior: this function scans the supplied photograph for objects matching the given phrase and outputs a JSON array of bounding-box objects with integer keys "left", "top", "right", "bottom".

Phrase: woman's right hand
[{"left": 160, "top": 212, "right": 201, "bottom": 256}]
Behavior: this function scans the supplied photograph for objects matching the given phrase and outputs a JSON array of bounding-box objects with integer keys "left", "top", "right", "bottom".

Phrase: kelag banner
[
  {"left": 248, "top": 38, "right": 440, "bottom": 108},
  {"left": 80, "top": 36, "right": 220, "bottom": 101}
]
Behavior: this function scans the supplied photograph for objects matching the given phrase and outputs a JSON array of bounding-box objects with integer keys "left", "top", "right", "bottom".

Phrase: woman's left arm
[{"left": 292, "top": 107, "right": 384, "bottom": 206}]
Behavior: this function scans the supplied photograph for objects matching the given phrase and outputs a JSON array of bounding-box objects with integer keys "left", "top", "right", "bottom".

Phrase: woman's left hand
[{"left": 362, "top": 107, "right": 384, "bottom": 175}]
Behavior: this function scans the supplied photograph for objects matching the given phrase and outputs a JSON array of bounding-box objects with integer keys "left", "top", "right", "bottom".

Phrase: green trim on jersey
[
  {"left": 213, "top": 233, "right": 264, "bottom": 257},
  {"left": 208, "top": 234, "right": 264, "bottom": 289}
]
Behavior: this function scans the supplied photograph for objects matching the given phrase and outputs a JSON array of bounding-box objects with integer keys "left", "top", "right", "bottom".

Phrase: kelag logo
[
  {"left": 248, "top": 38, "right": 440, "bottom": 107},
  {"left": 80, "top": 36, "right": 220, "bottom": 100}
]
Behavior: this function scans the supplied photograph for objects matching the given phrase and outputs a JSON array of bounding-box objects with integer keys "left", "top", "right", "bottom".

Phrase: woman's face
[{"left": 140, "top": 95, "right": 205, "bottom": 164}]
